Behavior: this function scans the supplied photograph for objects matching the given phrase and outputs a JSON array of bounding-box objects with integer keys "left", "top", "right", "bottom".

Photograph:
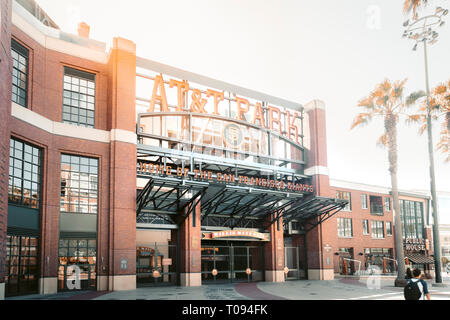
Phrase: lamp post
[{"left": 402, "top": 6, "right": 448, "bottom": 286}]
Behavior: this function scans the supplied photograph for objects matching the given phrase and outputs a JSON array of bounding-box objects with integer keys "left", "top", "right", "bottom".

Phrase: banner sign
[
  {"left": 202, "top": 230, "right": 270, "bottom": 241},
  {"left": 137, "top": 161, "right": 314, "bottom": 194}
]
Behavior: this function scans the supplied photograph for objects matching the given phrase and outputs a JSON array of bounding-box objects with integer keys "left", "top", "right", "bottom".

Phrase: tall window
[
  {"left": 8, "top": 138, "right": 41, "bottom": 209},
  {"left": 371, "top": 220, "right": 385, "bottom": 239},
  {"left": 370, "top": 195, "right": 384, "bottom": 215},
  {"left": 336, "top": 191, "right": 351, "bottom": 211},
  {"left": 386, "top": 222, "right": 393, "bottom": 236},
  {"left": 400, "top": 200, "right": 424, "bottom": 239},
  {"left": 11, "top": 39, "right": 29, "bottom": 107},
  {"left": 338, "top": 218, "right": 353, "bottom": 238},
  {"left": 62, "top": 67, "right": 95, "bottom": 128},
  {"left": 361, "top": 194, "right": 368, "bottom": 209},
  {"left": 363, "top": 219, "right": 369, "bottom": 235},
  {"left": 60, "top": 154, "right": 98, "bottom": 214},
  {"left": 384, "top": 197, "right": 391, "bottom": 212}
]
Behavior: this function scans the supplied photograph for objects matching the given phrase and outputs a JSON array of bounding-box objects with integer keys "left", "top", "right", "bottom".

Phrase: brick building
[
  {"left": 0, "top": 0, "right": 438, "bottom": 299},
  {"left": 329, "top": 179, "right": 435, "bottom": 278}
]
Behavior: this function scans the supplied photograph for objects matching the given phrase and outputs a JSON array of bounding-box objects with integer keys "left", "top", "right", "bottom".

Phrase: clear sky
[{"left": 35, "top": 0, "right": 450, "bottom": 204}]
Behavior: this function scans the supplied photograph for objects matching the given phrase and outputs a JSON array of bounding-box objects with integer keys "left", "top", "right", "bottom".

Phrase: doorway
[
  {"left": 136, "top": 243, "right": 177, "bottom": 287},
  {"left": 201, "top": 242, "right": 264, "bottom": 283}
]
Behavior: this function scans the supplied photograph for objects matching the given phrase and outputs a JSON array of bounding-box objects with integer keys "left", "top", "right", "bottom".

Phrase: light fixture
[
  {"left": 440, "top": 21, "right": 445, "bottom": 27},
  {"left": 403, "top": 20, "right": 409, "bottom": 27},
  {"left": 412, "top": 43, "right": 417, "bottom": 51},
  {"left": 436, "top": 7, "right": 443, "bottom": 14},
  {"left": 443, "top": 9, "right": 449, "bottom": 16},
  {"left": 429, "top": 39, "right": 438, "bottom": 45}
]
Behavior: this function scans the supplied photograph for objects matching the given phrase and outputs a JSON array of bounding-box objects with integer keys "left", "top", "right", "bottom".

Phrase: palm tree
[
  {"left": 403, "top": 0, "right": 429, "bottom": 18},
  {"left": 406, "top": 80, "right": 450, "bottom": 162},
  {"left": 351, "top": 79, "right": 408, "bottom": 285}
]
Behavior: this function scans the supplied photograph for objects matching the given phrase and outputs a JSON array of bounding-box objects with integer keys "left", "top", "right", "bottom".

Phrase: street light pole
[
  {"left": 403, "top": 6, "right": 448, "bottom": 286},
  {"left": 424, "top": 39, "right": 443, "bottom": 284}
]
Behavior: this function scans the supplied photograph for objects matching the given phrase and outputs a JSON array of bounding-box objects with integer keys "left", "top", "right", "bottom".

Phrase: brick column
[
  {"left": 303, "top": 100, "right": 335, "bottom": 280},
  {"left": 264, "top": 213, "right": 285, "bottom": 282},
  {"left": 106, "top": 37, "right": 137, "bottom": 291},
  {"left": 0, "top": 0, "right": 12, "bottom": 300},
  {"left": 177, "top": 204, "right": 202, "bottom": 286},
  {"left": 39, "top": 146, "right": 60, "bottom": 294}
]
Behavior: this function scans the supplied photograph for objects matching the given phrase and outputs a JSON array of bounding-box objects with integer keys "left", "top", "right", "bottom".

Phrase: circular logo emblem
[
  {"left": 152, "top": 269, "right": 161, "bottom": 278},
  {"left": 212, "top": 269, "right": 218, "bottom": 276},
  {"left": 223, "top": 123, "right": 243, "bottom": 148},
  {"left": 284, "top": 267, "right": 289, "bottom": 274},
  {"left": 245, "top": 268, "right": 252, "bottom": 275}
]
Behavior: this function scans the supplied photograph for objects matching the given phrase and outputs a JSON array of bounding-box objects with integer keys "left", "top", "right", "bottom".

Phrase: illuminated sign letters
[{"left": 146, "top": 75, "right": 301, "bottom": 145}]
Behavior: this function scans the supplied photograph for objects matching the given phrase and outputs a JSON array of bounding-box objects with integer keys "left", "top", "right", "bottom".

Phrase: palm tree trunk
[
  {"left": 385, "top": 113, "right": 406, "bottom": 284},
  {"left": 447, "top": 112, "right": 450, "bottom": 154}
]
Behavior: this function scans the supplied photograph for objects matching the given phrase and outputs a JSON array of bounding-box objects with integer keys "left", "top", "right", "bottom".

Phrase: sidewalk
[{"left": 5, "top": 277, "right": 450, "bottom": 301}]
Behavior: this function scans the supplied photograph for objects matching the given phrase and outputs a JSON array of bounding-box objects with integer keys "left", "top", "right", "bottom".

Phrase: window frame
[
  {"left": 337, "top": 217, "right": 353, "bottom": 238},
  {"left": 371, "top": 220, "right": 385, "bottom": 239},
  {"left": 384, "top": 197, "right": 391, "bottom": 212},
  {"left": 369, "top": 195, "right": 384, "bottom": 216},
  {"left": 8, "top": 138, "right": 42, "bottom": 209},
  {"left": 62, "top": 66, "right": 96, "bottom": 128},
  {"left": 361, "top": 194, "right": 368, "bottom": 209},
  {"left": 363, "top": 219, "right": 370, "bottom": 235},
  {"left": 11, "top": 38, "right": 29, "bottom": 108},
  {"left": 336, "top": 191, "right": 352, "bottom": 211},
  {"left": 386, "top": 221, "right": 393, "bottom": 236},
  {"left": 60, "top": 154, "right": 99, "bottom": 215}
]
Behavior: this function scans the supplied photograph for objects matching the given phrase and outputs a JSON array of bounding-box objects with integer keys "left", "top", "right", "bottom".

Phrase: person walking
[
  {"left": 404, "top": 268, "right": 431, "bottom": 300},
  {"left": 405, "top": 267, "right": 412, "bottom": 280}
]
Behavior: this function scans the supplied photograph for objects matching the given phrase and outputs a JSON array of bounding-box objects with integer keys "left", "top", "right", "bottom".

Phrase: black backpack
[{"left": 404, "top": 280, "right": 422, "bottom": 300}]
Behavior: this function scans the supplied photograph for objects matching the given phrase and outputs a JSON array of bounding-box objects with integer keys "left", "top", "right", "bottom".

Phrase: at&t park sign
[
  {"left": 137, "top": 161, "right": 314, "bottom": 194},
  {"left": 146, "top": 74, "right": 302, "bottom": 145}
]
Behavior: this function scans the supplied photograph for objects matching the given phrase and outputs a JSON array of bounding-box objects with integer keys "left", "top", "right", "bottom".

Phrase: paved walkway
[{"left": 6, "top": 277, "right": 450, "bottom": 300}]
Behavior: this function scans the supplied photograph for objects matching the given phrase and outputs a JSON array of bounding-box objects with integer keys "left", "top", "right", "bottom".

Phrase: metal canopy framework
[{"left": 136, "top": 173, "right": 348, "bottom": 233}]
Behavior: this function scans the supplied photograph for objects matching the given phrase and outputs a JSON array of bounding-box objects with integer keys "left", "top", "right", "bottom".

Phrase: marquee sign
[
  {"left": 137, "top": 161, "right": 314, "bottom": 194},
  {"left": 145, "top": 74, "right": 302, "bottom": 145},
  {"left": 202, "top": 230, "right": 270, "bottom": 241},
  {"left": 403, "top": 238, "right": 428, "bottom": 251}
]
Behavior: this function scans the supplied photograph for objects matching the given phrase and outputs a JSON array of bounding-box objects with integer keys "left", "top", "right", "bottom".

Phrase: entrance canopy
[
  {"left": 406, "top": 253, "right": 435, "bottom": 265},
  {"left": 137, "top": 174, "right": 348, "bottom": 232}
]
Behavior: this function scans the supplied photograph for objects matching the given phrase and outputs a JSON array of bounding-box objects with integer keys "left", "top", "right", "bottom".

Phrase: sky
[{"left": 35, "top": 0, "right": 450, "bottom": 220}]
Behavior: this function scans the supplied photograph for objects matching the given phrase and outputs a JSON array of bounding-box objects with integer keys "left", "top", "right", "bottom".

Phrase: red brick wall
[
  {"left": 10, "top": 117, "right": 111, "bottom": 278},
  {"left": 328, "top": 186, "right": 395, "bottom": 272},
  {"left": 264, "top": 214, "right": 284, "bottom": 272},
  {"left": 0, "top": 0, "right": 12, "bottom": 288},
  {"left": 11, "top": 25, "right": 109, "bottom": 130}
]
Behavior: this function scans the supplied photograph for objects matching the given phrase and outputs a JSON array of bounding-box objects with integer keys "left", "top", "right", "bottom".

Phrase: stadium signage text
[
  {"left": 147, "top": 75, "right": 301, "bottom": 144},
  {"left": 137, "top": 161, "right": 314, "bottom": 193}
]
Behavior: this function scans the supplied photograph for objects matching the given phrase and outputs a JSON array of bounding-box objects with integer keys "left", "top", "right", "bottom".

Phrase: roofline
[
  {"left": 329, "top": 178, "right": 433, "bottom": 199},
  {"left": 136, "top": 56, "right": 304, "bottom": 112}
]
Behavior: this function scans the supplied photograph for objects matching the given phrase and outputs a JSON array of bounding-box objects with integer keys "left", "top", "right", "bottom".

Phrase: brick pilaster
[
  {"left": 264, "top": 213, "right": 285, "bottom": 282},
  {"left": 304, "top": 100, "right": 335, "bottom": 280},
  {"left": 107, "top": 37, "right": 137, "bottom": 291},
  {"left": 0, "top": 0, "right": 12, "bottom": 300}
]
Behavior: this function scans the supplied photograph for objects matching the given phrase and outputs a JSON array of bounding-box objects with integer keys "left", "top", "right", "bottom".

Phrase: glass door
[
  {"left": 58, "top": 239, "right": 97, "bottom": 291},
  {"left": 201, "top": 244, "right": 264, "bottom": 283},
  {"left": 5, "top": 235, "right": 39, "bottom": 297},
  {"left": 136, "top": 243, "right": 177, "bottom": 287}
]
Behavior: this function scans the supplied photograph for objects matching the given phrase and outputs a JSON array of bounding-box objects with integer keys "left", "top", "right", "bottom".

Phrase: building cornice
[
  {"left": 12, "top": 1, "right": 108, "bottom": 64},
  {"left": 11, "top": 102, "right": 136, "bottom": 145}
]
